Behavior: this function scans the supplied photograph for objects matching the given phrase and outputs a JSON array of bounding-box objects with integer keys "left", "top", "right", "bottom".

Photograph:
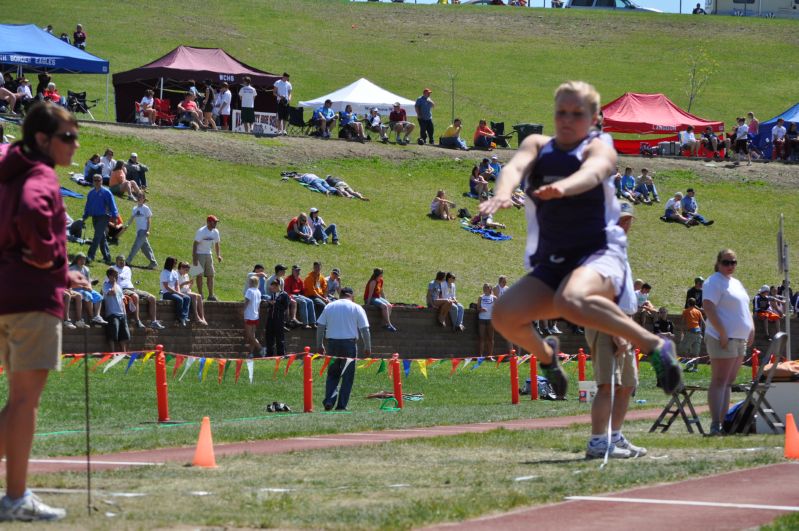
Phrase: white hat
[
  {"left": 309, "top": 207, "right": 319, "bottom": 214},
  {"left": 760, "top": 285, "right": 770, "bottom": 293},
  {"left": 130, "top": 152, "right": 138, "bottom": 158}
]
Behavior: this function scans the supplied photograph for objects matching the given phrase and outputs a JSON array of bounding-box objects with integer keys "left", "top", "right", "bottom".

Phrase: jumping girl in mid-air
[{"left": 480, "top": 81, "right": 682, "bottom": 398}]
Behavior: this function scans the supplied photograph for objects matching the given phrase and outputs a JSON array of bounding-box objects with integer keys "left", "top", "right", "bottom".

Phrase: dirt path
[
  {"left": 7, "top": 407, "right": 700, "bottom": 475},
  {"left": 425, "top": 462, "right": 799, "bottom": 531},
  {"left": 85, "top": 122, "right": 799, "bottom": 188}
]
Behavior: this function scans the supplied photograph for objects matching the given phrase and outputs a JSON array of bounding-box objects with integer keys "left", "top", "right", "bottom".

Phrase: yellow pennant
[
  {"left": 201, "top": 358, "right": 213, "bottom": 382},
  {"left": 142, "top": 351, "right": 156, "bottom": 364},
  {"left": 416, "top": 359, "right": 428, "bottom": 379}
]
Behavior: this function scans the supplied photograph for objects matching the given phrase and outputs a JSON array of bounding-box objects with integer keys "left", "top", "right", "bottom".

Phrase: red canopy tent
[
  {"left": 601, "top": 93, "right": 724, "bottom": 155},
  {"left": 112, "top": 46, "right": 280, "bottom": 123}
]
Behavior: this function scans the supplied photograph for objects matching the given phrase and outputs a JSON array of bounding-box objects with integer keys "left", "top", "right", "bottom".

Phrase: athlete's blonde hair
[{"left": 554, "top": 81, "right": 600, "bottom": 116}]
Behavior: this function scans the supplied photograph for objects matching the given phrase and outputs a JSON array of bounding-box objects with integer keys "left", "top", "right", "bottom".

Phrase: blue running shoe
[
  {"left": 650, "top": 339, "right": 683, "bottom": 394},
  {"left": 540, "top": 336, "right": 567, "bottom": 399}
]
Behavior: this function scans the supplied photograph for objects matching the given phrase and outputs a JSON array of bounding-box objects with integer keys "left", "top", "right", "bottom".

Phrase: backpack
[
  {"left": 521, "top": 376, "right": 561, "bottom": 400},
  {"left": 639, "top": 142, "right": 655, "bottom": 157},
  {"left": 457, "top": 208, "right": 472, "bottom": 219}
]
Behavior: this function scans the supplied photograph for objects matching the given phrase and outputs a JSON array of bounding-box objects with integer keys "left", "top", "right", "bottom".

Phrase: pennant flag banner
[
  {"left": 179, "top": 356, "right": 196, "bottom": 381},
  {"left": 172, "top": 355, "right": 186, "bottom": 378},
  {"left": 246, "top": 359, "right": 254, "bottom": 384},
  {"left": 450, "top": 358, "right": 462, "bottom": 376},
  {"left": 142, "top": 351, "right": 155, "bottom": 365},
  {"left": 417, "top": 359, "right": 428, "bottom": 379},
  {"left": 376, "top": 359, "right": 387, "bottom": 375},
  {"left": 201, "top": 358, "right": 213, "bottom": 382},
  {"left": 124, "top": 353, "right": 138, "bottom": 375},
  {"left": 495, "top": 354, "right": 507, "bottom": 367},
  {"left": 471, "top": 357, "right": 485, "bottom": 370},
  {"left": 234, "top": 359, "right": 243, "bottom": 384},
  {"left": 104, "top": 354, "right": 126, "bottom": 373},
  {"left": 217, "top": 359, "right": 227, "bottom": 384},
  {"left": 273, "top": 357, "right": 282, "bottom": 379},
  {"left": 319, "top": 356, "right": 331, "bottom": 376},
  {"left": 91, "top": 353, "right": 113, "bottom": 372},
  {"left": 462, "top": 357, "right": 473, "bottom": 370},
  {"left": 68, "top": 354, "right": 84, "bottom": 368},
  {"left": 402, "top": 359, "right": 411, "bottom": 377},
  {"left": 284, "top": 354, "right": 296, "bottom": 375}
]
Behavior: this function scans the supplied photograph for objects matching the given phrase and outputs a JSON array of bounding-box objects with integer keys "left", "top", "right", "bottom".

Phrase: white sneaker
[
  {"left": 614, "top": 435, "right": 648, "bottom": 457},
  {"left": 63, "top": 320, "right": 76, "bottom": 329},
  {"left": 136, "top": 320, "right": 147, "bottom": 329},
  {"left": 550, "top": 324, "right": 563, "bottom": 334},
  {"left": 585, "top": 441, "right": 632, "bottom": 460},
  {"left": 91, "top": 315, "right": 108, "bottom": 325},
  {"left": 150, "top": 320, "right": 165, "bottom": 330},
  {"left": 75, "top": 319, "right": 90, "bottom": 329},
  {"left": 0, "top": 491, "right": 66, "bottom": 522}
]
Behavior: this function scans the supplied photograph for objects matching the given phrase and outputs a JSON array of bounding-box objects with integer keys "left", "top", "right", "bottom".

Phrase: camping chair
[
  {"left": 134, "top": 102, "right": 151, "bottom": 125},
  {"left": 730, "top": 332, "right": 787, "bottom": 435},
  {"left": 286, "top": 106, "right": 312, "bottom": 136},
  {"left": 490, "top": 121, "right": 513, "bottom": 148},
  {"left": 153, "top": 98, "right": 175, "bottom": 126},
  {"left": 67, "top": 91, "right": 99, "bottom": 120}
]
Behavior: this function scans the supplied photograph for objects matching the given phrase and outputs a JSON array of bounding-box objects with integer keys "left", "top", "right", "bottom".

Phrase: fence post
[
  {"left": 578, "top": 348, "right": 586, "bottom": 382},
  {"left": 155, "top": 344, "right": 170, "bottom": 422},
  {"left": 530, "top": 354, "right": 538, "bottom": 400},
  {"left": 752, "top": 349, "right": 760, "bottom": 380},
  {"left": 303, "top": 346, "right": 313, "bottom": 413},
  {"left": 391, "top": 353, "right": 404, "bottom": 409}
]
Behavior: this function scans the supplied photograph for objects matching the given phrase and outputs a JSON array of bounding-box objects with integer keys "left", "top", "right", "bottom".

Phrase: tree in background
[{"left": 683, "top": 46, "right": 718, "bottom": 113}]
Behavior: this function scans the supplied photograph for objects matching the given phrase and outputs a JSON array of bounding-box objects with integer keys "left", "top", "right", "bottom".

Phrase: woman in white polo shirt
[{"left": 702, "top": 248, "right": 755, "bottom": 436}]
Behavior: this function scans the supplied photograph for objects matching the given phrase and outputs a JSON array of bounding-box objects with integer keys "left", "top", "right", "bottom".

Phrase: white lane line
[
  {"left": 30, "top": 459, "right": 162, "bottom": 466},
  {"left": 565, "top": 496, "right": 799, "bottom": 512}
]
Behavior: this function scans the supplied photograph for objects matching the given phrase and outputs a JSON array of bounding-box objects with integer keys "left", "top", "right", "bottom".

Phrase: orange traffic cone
[
  {"left": 785, "top": 413, "right": 799, "bottom": 460},
  {"left": 192, "top": 416, "right": 218, "bottom": 468}
]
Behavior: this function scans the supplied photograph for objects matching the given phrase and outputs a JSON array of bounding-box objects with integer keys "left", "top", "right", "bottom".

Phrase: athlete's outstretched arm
[
  {"left": 532, "top": 139, "right": 617, "bottom": 200},
  {"left": 479, "top": 134, "right": 546, "bottom": 215}
]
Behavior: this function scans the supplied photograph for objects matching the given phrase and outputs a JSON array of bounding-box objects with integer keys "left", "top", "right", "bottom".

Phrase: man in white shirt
[
  {"left": 273, "top": 72, "right": 292, "bottom": 135},
  {"left": 733, "top": 116, "right": 751, "bottom": 166},
  {"left": 679, "top": 126, "right": 699, "bottom": 157},
  {"left": 238, "top": 76, "right": 257, "bottom": 134},
  {"left": 771, "top": 118, "right": 787, "bottom": 161},
  {"left": 112, "top": 255, "right": 164, "bottom": 330},
  {"left": 192, "top": 215, "right": 222, "bottom": 301},
  {"left": 316, "top": 287, "right": 371, "bottom": 411},
  {"left": 217, "top": 82, "right": 232, "bottom": 130}
]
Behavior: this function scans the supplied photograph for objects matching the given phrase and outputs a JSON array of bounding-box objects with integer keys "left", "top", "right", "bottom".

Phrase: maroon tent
[{"left": 112, "top": 46, "right": 280, "bottom": 123}]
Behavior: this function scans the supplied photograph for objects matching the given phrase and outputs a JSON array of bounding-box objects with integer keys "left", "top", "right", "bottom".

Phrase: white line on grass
[
  {"left": 29, "top": 459, "right": 162, "bottom": 466},
  {"left": 565, "top": 496, "right": 799, "bottom": 512},
  {"left": 33, "top": 488, "right": 146, "bottom": 497}
]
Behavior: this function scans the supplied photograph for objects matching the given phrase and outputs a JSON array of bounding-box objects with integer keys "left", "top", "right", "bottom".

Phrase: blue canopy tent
[
  {"left": 754, "top": 103, "right": 799, "bottom": 159},
  {"left": 0, "top": 24, "right": 110, "bottom": 116}
]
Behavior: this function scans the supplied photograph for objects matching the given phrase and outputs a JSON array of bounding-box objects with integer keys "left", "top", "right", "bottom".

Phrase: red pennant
[
  {"left": 319, "top": 355, "right": 331, "bottom": 376},
  {"left": 450, "top": 358, "right": 462, "bottom": 376},
  {"left": 284, "top": 354, "right": 296, "bottom": 375},
  {"left": 91, "top": 353, "right": 113, "bottom": 371},
  {"left": 273, "top": 357, "right": 282, "bottom": 379},
  {"left": 234, "top": 359, "right": 244, "bottom": 383},
  {"left": 495, "top": 354, "right": 507, "bottom": 367},
  {"left": 67, "top": 354, "right": 84, "bottom": 367},
  {"left": 172, "top": 355, "right": 185, "bottom": 378},
  {"left": 426, "top": 358, "right": 435, "bottom": 366},
  {"left": 217, "top": 359, "right": 227, "bottom": 384},
  {"left": 364, "top": 358, "right": 379, "bottom": 369},
  {"left": 0, "top": 365, "right": 4, "bottom": 376}
]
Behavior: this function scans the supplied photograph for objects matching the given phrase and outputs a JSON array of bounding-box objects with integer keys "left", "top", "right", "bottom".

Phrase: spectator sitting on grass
[
  {"left": 489, "top": 155, "right": 502, "bottom": 177},
  {"left": 289, "top": 173, "right": 338, "bottom": 195},
  {"left": 618, "top": 166, "right": 637, "bottom": 203},
  {"left": 309, "top": 207, "right": 339, "bottom": 245},
  {"left": 102, "top": 268, "right": 130, "bottom": 352},
  {"left": 470, "top": 200, "right": 506, "bottom": 230},
  {"left": 439, "top": 118, "right": 468, "bottom": 150},
  {"left": 510, "top": 187, "right": 525, "bottom": 208},
  {"left": 83, "top": 153, "right": 102, "bottom": 180},
  {"left": 99, "top": 148, "right": 116, "bottom": 183},
  {"left": 639, "top": 168, "right": 659, "bottom": 202},
  {"left": 430, "top": 190, "right": 456, "bottom": 220},
  {"left": 325, "top": 175, "right": 369, "bottom": 200},
  {"left": 109, "top": 160, "right": 141, "bottom": 201},
  {"left": 125, "top": 152, "right": 149, "bottom": 190},
  {"left": 469, "top": 166, "right": 490, "bottom": 198},
  {"left": 473, "top": 119, "right": 497, "bottom": 150},
  {"left": 652, "top": 307, "right": 675, "bottom": 339},
  {"left": 681, "top": 188, "right": 714, "bottom": 226},
  {"left": 664, "top": 191, "right": 692, "bottom": 226},
  {"left": 364, "top": 267, "right": 397, "bottom": 332},
  {"left": 427, "top": 271, "right": 452, "bottom": 327},
  {"left": 312, "top": 99, "right": 337, "bottom": 138},
  {"left": 287, "top": 212, "right": 317, "bottom": 245},
  {"left": 632, "top": 175, "right": 652, "bottom": 205},
  {"left": 478, "top": 157, "right": 497, "bottom": 181}
]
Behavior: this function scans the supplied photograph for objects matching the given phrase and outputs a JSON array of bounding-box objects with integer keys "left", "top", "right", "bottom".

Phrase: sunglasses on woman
[
  {"left": 720, "top": 259, "right": 737, "bottom": 266},
  {"left": 53, "top": 131, "right": 79, "bottom": 144}
]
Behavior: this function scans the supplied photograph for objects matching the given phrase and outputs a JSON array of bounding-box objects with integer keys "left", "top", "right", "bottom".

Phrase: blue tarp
[
  {"left": 754, "top": 103, "right": 799, "bottom": 157},
  {"left": 0, "top": 24, "right": 109, "bottom": 74}
]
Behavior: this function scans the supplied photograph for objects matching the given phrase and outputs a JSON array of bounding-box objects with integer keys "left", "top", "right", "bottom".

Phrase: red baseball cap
[
  {"left": 423, "top": 88, "right": 432, "bottom": 94},
  {"left": 207, "top": 215, "right": 219, "bottom": 222}
]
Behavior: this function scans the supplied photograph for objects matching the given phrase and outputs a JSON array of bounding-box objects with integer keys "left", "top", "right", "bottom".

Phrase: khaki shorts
[
  {"left": 585, "top": 328, "right": 637, "bottom": 387},
  {"left": 197, "top": 254, "right": 215, "bottom": 277},
  {"left": 0, "top": 312, "right": 62, "bottom": 372},
  {"left": 705, "top": 336, "right": 747, "bottom": 359}
]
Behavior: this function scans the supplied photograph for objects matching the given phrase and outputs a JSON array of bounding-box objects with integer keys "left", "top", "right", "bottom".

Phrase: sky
[{"left": 359, "top": 1, "right": 694, "bottom": 14}]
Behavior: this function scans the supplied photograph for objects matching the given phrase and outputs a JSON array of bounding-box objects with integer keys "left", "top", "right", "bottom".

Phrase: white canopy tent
[{"left": 299, "top": 78, "right": 416, "bottom": 117}]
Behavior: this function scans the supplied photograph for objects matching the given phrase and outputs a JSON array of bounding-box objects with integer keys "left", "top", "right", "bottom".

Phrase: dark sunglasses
[
  {"left": 720, "top": 259, "right": 737, "bottom": 266},
  {"left": 555, "top": 110, "right": 588, "bottom": 119},
  {"left": 53, "top": 131, "right": 79, "bottom": 144}
]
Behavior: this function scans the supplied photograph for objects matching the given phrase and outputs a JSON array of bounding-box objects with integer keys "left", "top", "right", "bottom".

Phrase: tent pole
[
  {"left": 160, "top": 78, "right": 164, "bottom": 99},
  {"left": 105, "top": 74, "right": 109, "bottom": 121}
]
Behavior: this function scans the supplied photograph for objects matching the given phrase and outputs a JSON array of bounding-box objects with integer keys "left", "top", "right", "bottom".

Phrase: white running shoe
[
  {"left": 550, "top": 324, "right": 563, "bottom": 334},
  {"left": 614, "top": 435, "right": 648, "bottom": 457},
  {"left": 91, "top": 315, "right": 107, "bottom": 325},
  {"left": 63, "top": 320, "right": 76, "bottom": 329},
  {"left": 585, "top": 441, "right": 632, "bottom": 460},
  {"left": 0, "top": 491, "right": 66, "bottom": 522},
  {"left": 74, "top": 319, "right": 90, "bottom": 329}
]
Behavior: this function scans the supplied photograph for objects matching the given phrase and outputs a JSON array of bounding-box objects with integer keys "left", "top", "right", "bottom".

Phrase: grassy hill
[{"left": 5, "top": 1, "right": 799, "bottom": 309}]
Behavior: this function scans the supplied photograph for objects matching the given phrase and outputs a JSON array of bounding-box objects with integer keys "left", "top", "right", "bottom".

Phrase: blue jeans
[
  {"left": 87, "top": 214, "right": 110, "bottom": 261},
  {"left": 323, "top": 339, "right": 357, "bottom": 410},
  {"left": 294, "top": 295, "right": 316, "bottom": 325},
  {"left": 370, "top": 297, "right": 390, "bottom": 308},
  {"left": 307, "top": 179, "right": 337, "bottom": 194},
  {"left": 440, "top": 136, "right": 468, "bottom": 150},
  {"left": 687, "top": 212, "right": 708, "bottom": 224},
  {"left": 313, "top": 224, "right": 338, "bottom": 243},
  {"left": 449, "top": 302, "right": 464, "bottom": 328},
  {"left": 646, "top": 183, "right": 659, "bottom": 201},
  {"left": 163, "top": 292, "right": 191, "bottom": 321},
  {"left": 127, "top": 229, "right": 156, "bottom": 265}
]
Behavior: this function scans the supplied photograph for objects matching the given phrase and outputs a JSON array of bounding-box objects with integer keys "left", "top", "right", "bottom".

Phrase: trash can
[{"left": 512, "top": 123, "right": 543, "bottom": 148}]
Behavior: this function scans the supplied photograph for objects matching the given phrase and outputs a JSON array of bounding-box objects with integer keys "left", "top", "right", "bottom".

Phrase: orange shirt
[
  {"left": 109, "top": 169, "right": 126, "bottom": 188},
  {"left": 682, "top": 307, "right": 703, "bottom": 330},
  {"left": 473, "top": 124, "right": 495, "bottom": 144},
  {"left": 303, "top": 271, "right": 327, "bottom": 298}
]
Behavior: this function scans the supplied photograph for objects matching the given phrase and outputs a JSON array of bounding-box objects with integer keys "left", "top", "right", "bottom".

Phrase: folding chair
[
  {"left": 286, "top": 106, "right": 312, "bottom": 136},
  {"left": 67, "top": 91, "right": 99, "bottom": 120},
  {"left": 730, "top": 332, "right": 787, "bottom": 435},
  {"left": 134, "top": 102, "right": 151, "bottom": 125},
  {"left": 490, "top": 121, "right": 514, "bottom": 148},
  {"left": 153, "top": 98, "right": 176, "bottom": 126},
  {"left": 649, "top": 385, "right": 706, "bottom": 435}
]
